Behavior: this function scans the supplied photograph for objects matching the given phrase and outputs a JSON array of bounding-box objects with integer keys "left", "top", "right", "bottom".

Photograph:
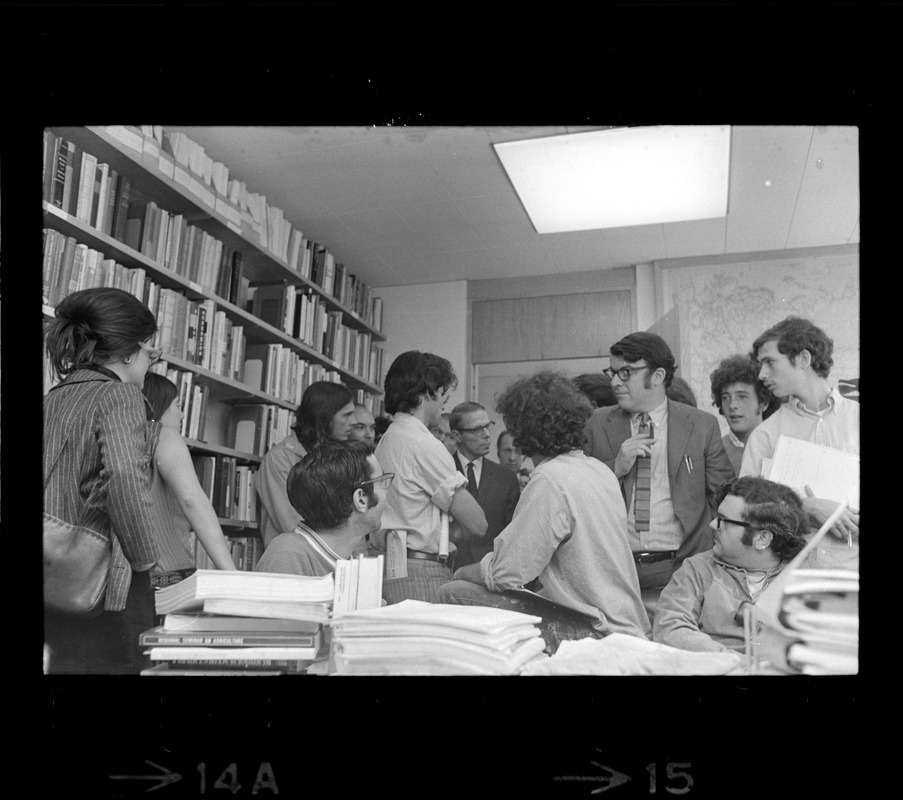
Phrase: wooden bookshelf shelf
[{"left": 183, "top": 437, "right": 263, "bottom": 464}]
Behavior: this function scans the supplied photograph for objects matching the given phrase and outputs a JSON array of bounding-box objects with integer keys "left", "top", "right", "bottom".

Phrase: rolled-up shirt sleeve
[{"left": 431, "top": 470, "right": 467, "bottom": 511}]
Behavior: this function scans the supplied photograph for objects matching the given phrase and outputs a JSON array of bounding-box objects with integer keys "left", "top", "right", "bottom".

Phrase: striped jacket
[{"left": 44, "top": 368, "right": 161, "bottom": 611}]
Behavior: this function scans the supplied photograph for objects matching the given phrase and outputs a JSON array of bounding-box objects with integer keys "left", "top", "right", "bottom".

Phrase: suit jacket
[
  {"left": 453, "top": 453, "right": 520, "bottom": 567},
  {"left": 583, "top": 401, "right": 736, "bottom": 563}
]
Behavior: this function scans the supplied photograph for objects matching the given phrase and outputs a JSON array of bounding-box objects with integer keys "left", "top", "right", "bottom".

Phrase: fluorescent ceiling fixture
[{"left": 494, "top": 125, "right": 731, "bottom": 233}]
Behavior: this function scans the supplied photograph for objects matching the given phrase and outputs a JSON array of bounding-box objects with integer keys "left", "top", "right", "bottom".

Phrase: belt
[
  {"left": 406, "top": 548, "right": 448, "bottom": 564},
  {"left": 633, "top": 550, "right": 677, "bottom": 565}
]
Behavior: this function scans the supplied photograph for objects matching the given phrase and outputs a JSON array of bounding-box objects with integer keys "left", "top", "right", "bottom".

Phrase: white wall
[{"left": 375, "top": 280, "right": 470, "bottom": 410}]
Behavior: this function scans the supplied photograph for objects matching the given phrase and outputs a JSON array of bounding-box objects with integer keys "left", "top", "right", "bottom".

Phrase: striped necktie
[
  {"left": 467, "top": 461, "right": 478, "bottom": 496},
  {"left": 635, "top": 413, "right": 652, "bottom": 532}
]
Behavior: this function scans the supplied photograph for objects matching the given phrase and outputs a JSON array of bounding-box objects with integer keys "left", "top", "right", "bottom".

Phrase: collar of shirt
[
  {"left": 630, "top": 398, "right": 668, "bottom": 433},
  {"left": 726, "top": 429, "right": 745, "bottom": 449},
  {"left": 293, "top": 520, "right": 342, "bottom": 563},
  {"left": 390, "top": 411, "right": 432, "bottom": 436},
  {"left": 787, "top": 385, "right": 842, "bottom": 417}
]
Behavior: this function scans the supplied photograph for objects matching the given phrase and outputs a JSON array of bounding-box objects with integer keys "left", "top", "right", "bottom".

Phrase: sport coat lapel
[{"left": 666, "top": 400, "right": 693, "bottom": 479}]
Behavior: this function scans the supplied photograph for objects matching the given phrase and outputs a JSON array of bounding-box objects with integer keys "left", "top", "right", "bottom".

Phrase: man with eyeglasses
[
  {"left": 584, "top": 332, "right": 734, "bottom": 624},
  {"left": 254, "top": 440, "right": 390, "bottom": 577},
  {"left": 428, "top": 412, "right": 457, "bottom": 455},
  {"left": 349, "top": 403, "right": 377, "bottom": 448},
  {"left": 653, "top": 476, "right": 809, "bottom": 653},
  {"left": 373, "top": 351, "right": 488, "bottom": 603},
  {"left": 448, "top": 402, "right": 520, "bottom": 568}
]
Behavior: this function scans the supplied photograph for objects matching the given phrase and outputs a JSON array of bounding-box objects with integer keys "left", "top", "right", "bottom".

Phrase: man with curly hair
[
  {"left": 439, "top": 371, "right": 650, "bottom": 650},
  {"left": 742, "top": 316, "right": 859, "bottom": 544},
  {"left": 584, "top": 332, "right": 735, "bottom": 623},
  {"left": 653, "top": 476, "right": 809, "bottom": 653},
  {"left": 709, "top": 354, "right": 779, "bottom": 474}
]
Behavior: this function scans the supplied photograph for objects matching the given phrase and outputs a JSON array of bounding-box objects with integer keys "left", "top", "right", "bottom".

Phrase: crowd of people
[{"left": 43, "top": 287, "right": 859, "bottom": 673}]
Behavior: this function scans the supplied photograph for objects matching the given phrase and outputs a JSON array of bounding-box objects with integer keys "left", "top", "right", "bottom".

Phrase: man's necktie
[
  {"left": 467, "top": 461, "right": 478, "bottom": 496},
  {"left": 635, "top": 413, "right": 652, "bottom": 532}
]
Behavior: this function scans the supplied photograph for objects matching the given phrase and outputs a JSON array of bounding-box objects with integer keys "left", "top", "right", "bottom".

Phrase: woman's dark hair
[
  {"left": 709, "top": 354, "right": 780, "bottom": 418},
  {"left": 666, "top": 376, "right": 698, "bottom": 407},
  {"left": 495, "top": 371, "right": 592, "bottom": 459},
  {"left": 714, "top": 476, "right": 810, "bottom": 562},
  {"left": 286, "top": 439, "right": 375, "bottom": 530},
  {"left": 383, "top": 351, "right": 457, "bottom": 415},
  {"left": 44, "top": 287, "right": 158, "bottom": 379},
  {"left": 142, "top": 372, "right": 178, "bottom": 422},
  {"left": 293, "top": 380, "right": 355, "bottom": 450}
]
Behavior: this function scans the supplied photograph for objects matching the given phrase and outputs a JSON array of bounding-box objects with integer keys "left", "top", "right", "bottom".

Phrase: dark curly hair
[
  {"left": 714, "top": 476, "right": 809, "bottom": 562},
  {"left": 286, "top": 439, "right": 376, "bottom": 530},
  {"left": 709, "top": 355, "right": 780, "bottom": 419},
  {"left": 383, "top": 351, "right": 457, "bottom": 415},
  {"left": 751, "top": 316, "right": 834, "bottom": 378},
  {"left": 495, "top": 371, "right": 592, "bottom": 459}
]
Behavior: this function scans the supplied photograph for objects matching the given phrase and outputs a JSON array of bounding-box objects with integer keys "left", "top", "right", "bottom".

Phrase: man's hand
[
  {"left": 614, "top": 432, "right": 659, "bottom": 478},
  {"left": 452, "top": 562, "right": 484, "bottom": 585},
  {"left": 803, "top": 486, "right": 860, "bottom": 540}
]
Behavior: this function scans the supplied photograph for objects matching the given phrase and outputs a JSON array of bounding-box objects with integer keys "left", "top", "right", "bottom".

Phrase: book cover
[
  {"left": 251, "top": 281, "right": 289, "bottom": 330},
  {"left": 139, "top": 626, "right": 322, "bottom": 649},
  {"left": 112, "top": 173, "right": 132, "bottom": 243},
  {"left": 161, "top": 613, "right": 321, "bottom": 634}
]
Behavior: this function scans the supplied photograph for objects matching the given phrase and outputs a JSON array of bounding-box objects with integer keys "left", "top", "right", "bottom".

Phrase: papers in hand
[{"left": 766, "top": 435, "right": 859, "bottom": 507}]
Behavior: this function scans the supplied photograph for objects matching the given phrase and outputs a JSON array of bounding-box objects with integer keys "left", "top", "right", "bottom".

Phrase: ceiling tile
[
  {"left": 334, "top": 206, "right": 426, "bottom": 248},
  {"left": 786, "top": 126, "right": 860, "bottom": 249},
  {"left": 395, "top": 200, "right": 482, "bottom": 252},
  {"left": 725, "top": 125, "right": 812, "bottom": 253},
  {"left": 601, "top": 225, "right": 668, "bottom": 268}
]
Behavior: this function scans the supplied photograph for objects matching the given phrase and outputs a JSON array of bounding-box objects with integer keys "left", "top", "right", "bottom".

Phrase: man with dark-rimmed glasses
[
  {"left": 254, "top": 439, "right": 391, "bottom": 578},
  {"left": 653, "top": 476, "right": 809, "bottom": 653},
  {"left": 584, "top": 331, "right": 734, "bottom": 624}
]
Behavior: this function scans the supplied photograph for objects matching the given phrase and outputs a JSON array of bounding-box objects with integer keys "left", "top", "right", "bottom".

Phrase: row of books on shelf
[
  {"left": 43, "top": 228, "right": 381, "bottom": 396},
  {"left": 42, "top": 227, "right": 151, "bottom": 309},
  {"left": 192, "top": 454, "right": 258, "bottom": 522},
  {"left": 151, "top": 365, "right": 211, "bottom": 441},
  {"left": 228, "top": 403, "right": 294, "bottom": 458},
  {"left": 48, "top": 124, "right": 385, "bottom": 332},
  {"left": 250, "top": 282, "right": 385, "bottom": 384}
]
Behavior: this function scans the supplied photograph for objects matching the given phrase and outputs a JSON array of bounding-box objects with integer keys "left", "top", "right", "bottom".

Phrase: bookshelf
[{"left": 42, "top": 125, "right": 390, "bottom": 561}]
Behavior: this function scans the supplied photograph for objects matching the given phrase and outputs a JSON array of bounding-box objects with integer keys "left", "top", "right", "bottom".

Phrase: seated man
[
  {"left": 254, "top": 439, "right": 391, "bottom": 576},
  {"left": 653, "top": 476, "right": 808, "bottom": 653},
  {"left": 439, "top": 371, "right": 650, "bottom": 652}
]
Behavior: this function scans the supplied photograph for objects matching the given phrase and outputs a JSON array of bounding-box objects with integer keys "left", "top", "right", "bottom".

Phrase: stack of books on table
[
  {"left": 743, "top": 506, "right": 860, "bottom": 675},
  {"left": 329, "top": 600, "right": 549, "bottom": 675},
  {"left": 776, "top": 568, "right": 859, "bottom": 675},
  {"left": 141, "top": 569, "right": 334, "bottom": 675}
]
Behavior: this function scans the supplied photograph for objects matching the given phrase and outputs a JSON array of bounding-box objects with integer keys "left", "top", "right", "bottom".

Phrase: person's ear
[
  {"left": 753, "top": 529, "right": 773, "bottom": 551},
  {"left": 352, "top": 488, "right": 369, "bottom": 512},
  {"left": 794, "top": 349, "right": 812, "bottom": 369}
]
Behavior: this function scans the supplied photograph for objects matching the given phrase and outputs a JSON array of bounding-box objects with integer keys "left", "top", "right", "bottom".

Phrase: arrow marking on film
[
  {"left": 554, "top": 762, "right": 632, "bottom": 794},
  {"left": 109, "top": 760, "right": 182, "bottom": 792}
]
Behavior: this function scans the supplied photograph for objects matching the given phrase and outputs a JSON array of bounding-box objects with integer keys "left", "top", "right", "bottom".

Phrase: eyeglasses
[
  {"left": 712, "top": 515, "right": 752, "bottom": 529},
  {"left": 603, "top": 364, "right": 652, "bottom": 382},
  {"left": 138, "top": 340, "right": 163, "bottom": 364},
  {"left": 358, "top": 472, "right": 394, "bottom": 490},
  {"left": 350, "top": 423, "right": 376, "bottom": 433},
  {"left": 456, "top": 422, "right": 496, "bottom": 436}
]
